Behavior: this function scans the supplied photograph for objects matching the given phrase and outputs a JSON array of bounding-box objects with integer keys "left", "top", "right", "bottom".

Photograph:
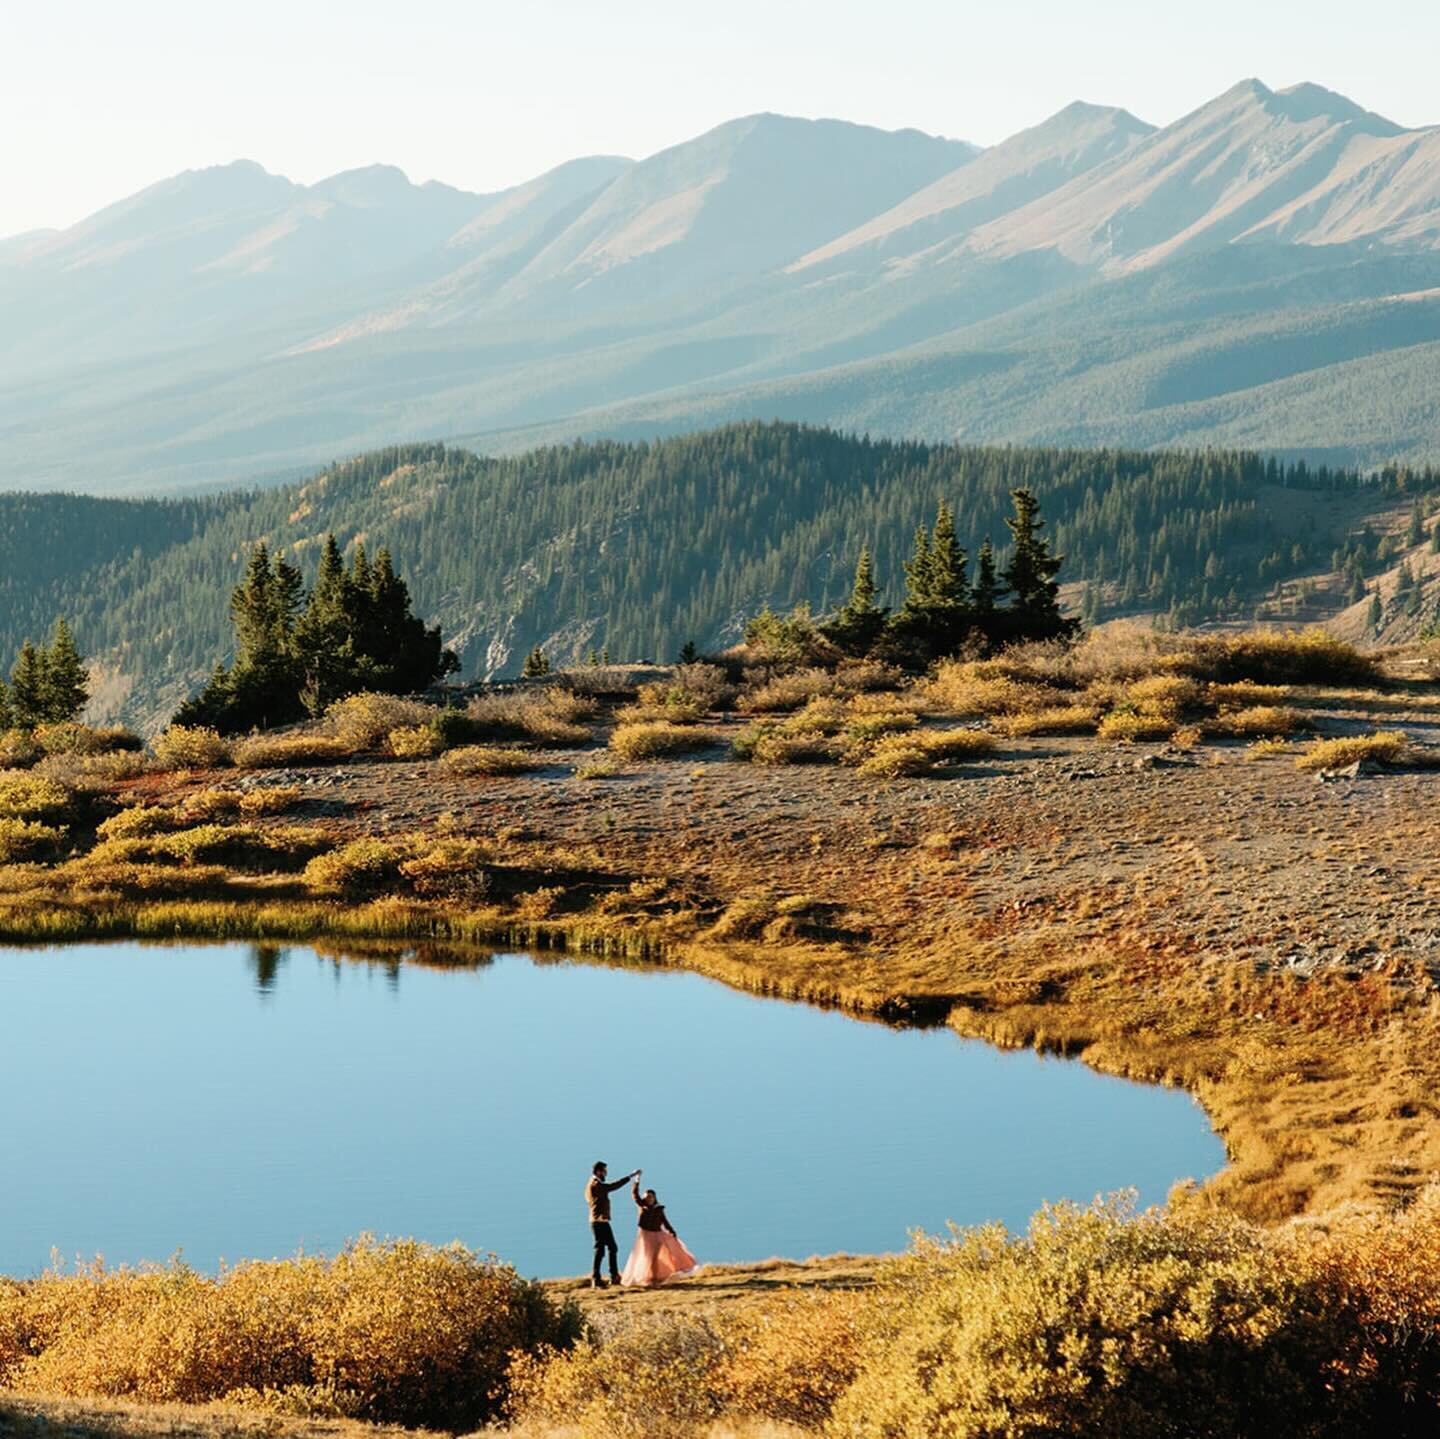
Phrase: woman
[{"left": 619, "top": 1170, "right": 700, "bottom": 1287}]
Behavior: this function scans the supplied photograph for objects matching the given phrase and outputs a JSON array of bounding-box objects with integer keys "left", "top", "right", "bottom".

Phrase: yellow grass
[
  {"left": 439, "top": 745, "right": 545, "bottom": 777},
  {"left": 232, "top": 735, "right": 354, "bottom": 769},
  {"left": 609, "top": 723, "right": 722, "bottom": 760}
]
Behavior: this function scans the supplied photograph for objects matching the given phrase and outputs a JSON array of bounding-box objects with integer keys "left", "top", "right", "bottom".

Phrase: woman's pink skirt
[{"left": 620, "top": 1228, "right": 700, "bottom": 1287}]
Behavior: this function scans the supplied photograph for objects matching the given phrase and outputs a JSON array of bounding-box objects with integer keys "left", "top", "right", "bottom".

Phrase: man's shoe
[
  {"left": 590, "top": 1277, "right": 608, "bottom": 1289},
  {"left": 610, "top": 1276, "right": 623, "bottom": 1288}
]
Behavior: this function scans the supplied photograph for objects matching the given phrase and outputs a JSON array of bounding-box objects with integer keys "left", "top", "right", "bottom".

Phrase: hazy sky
[{"left": 6, "top": 0, "right": 1439, "bottom": 237}]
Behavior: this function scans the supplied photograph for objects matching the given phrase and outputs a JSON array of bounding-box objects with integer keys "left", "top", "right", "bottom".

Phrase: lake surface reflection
[{"left": 0, "top": 942, "right": 1225, "bottom": 1277}]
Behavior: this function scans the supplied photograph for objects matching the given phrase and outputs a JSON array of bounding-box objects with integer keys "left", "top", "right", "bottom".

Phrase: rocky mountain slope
[{"left": 3, "top": 80, "right": 1440, "bottom": 493}]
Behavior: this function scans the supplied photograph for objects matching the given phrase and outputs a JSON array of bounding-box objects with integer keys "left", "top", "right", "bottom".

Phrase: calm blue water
[{"left": 0, "top": 942, "right": 1224, "bottom": 1278}]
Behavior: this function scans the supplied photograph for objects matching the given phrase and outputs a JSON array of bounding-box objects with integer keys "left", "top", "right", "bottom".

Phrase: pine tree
[
  {"left": 900, "top": 525, "right": 933, "bottom": 617},
  {"left": 1367, "top": 592, "right": 1383, "bottom": 631},
  {"left": 10, "top": 641, "right": 47, "bottom": 728},
  {"left": 926, "top": 503, "right": 970, "bottom": 612},
  {"left": 293, "top": 534, "right": 359, "bottom": 712},
  {"left": 1002, "top": 488, "right": 1065, "bottom": 629},
  {"left": 522, "top": 647, "right": 550, "bottom": 678},
  {"left": 0, "top": 678, "right": 12, "bottom": 732},
  {"left": 678, "top": 640, "right": 699, "bottom": 663},
  {"left": 1430, "top": 521, "right": 1440, "bottom": 555},
  {"left": 41, "top": 617, "right": 88, "bottom": 722},
  {"left": 971, "top": 538, "right": 1001, "bottom": 613},
  {"left": 825, "top": 545, "right": 887, "bottom": 653},
  {"left": 1408, "top": 503, "right": 1425, "bottom": 547}
]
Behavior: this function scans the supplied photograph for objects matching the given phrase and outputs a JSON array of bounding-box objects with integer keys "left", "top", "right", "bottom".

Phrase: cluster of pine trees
[
  {"left": 817, "top": 488, "right": 1072, "bottom": 659},
  {"left": 0, "top": 619, "right": 89, "bottom": 729},
  {"left": 175, "top": 537, "right": 456, "bottom": 733}
]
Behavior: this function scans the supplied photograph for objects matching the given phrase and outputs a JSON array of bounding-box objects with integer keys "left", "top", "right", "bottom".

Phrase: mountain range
[{"left": 5, "top": 78, "right": 1440, "bottom": 494}]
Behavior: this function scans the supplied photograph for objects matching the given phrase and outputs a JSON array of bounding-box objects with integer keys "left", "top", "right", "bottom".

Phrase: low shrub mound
[
  {"left": 464, "top": 688, "right": 596, "bottom": 747},
  {"left": 1294, "top": 731, "right": 1413, "bottom": 773},
  {"left": 0, "top": 1238, "right": 581, "bottom": 1432},
  {"left": 324, "top": 692, "right": 434, "bottom": 751},
  {"left": 1177, "top": 629, "right": 1379, "bottom": 686},
  {"left": 0, "top": 817, "right": 67, "bottom": 863},
  {"left": 232, "top": 735, "right": 354, "bottom": 769},
  {"left": 609, "top": 723, "right": 721, "bottom": 760},
  {"left": 0, "top": 772, "right": 74, "bottom": 822},
  {"left": 33, "top": 722, "right": 142, "bottom": 756},
  {"left": 440, "top": 745, "right": 544, "bottom": 777},
  {"left": 153, "top": 726, "right": 233, "bottom": 770}
]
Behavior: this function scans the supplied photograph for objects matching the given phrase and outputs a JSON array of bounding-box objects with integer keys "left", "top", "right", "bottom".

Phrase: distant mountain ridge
[{"left": 4, "top": 78, "right": 1440, "bottom": 494}]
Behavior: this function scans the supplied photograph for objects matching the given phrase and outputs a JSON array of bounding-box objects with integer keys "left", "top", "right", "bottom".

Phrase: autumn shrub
[
  {"left": 387, "top": 724, "right": 441, "bottom": 758},
  {"left": 0, "top": 772, "right": 74, "bottom": 821},
  {"left": 95, "top": 805, "right": 174, "bottom": 841},
  {"left": 1206, "top": 680, "right": 1292, "bottom": 710},
  {"left": 928, "top": 665, "right": 1067, "bottom": 717},
  {"left": 844, "top": 711, "right": 919, "bottom": 746},
  {"left": 324, "top": 692, "right": 433, "bottom": 751},
  {"left": 464, "top": 688, "right": 596, "bottom": 746},
  {"left": 735, "top": 725, "right": 837, "bottom": 766},
  {"left": 38, "top": 749, "right": 149, "bottom": 788},
  {"left": 609, "top": 723, "right": 720, "bottom": 760},
  {"left": 0, "top": 730, "right": 42, "bottom": 768},
  {"left": 33, "top": 722, "right": 142, "bottom": 755},
  {"left": 1118, "top": 673, "right": 1203, "bottom": 719},
  {"left": 0, "top": 1239, "right": 580, "bottom": 1431},
  {"left": 830, "top": 1198, "right": 1347, "bottom": 1439},
  {"left": 855, "top": 738, "right": 935, "bottom": 779},
  {"left": 440, "top": 745, "right": 544, "bottom": 777},
  {"left": 91, "top": 823, "right": 330, "bottom": 873},
  {"left": 1177, "top": 629, "right": 1378, "bottom": 685},
  {"left": 232, "top": 734, "right": 354, "bottom": 769},
  {"left": 397, "top": 837, "right": 492, "bottom": 902},
  {"left": 0, "top": 818, "right": 67, "bottom": 863},
  {"left": 1096, "top": 710, "right": 1178, "bottom": 743},
  {"left": 1000, "top": 704, "right": 1101, "bottom": 736},
  {"left": 153, "top": 725, "right": 233, "bottom": 769},
  {"left": 741, "top": 667, "right": 843, "bottom": 713},
  {"left": 911, "top": 727, "right": 997, "bottom": 761},
  {"left": 303, "top": 838, "right": 404, "bottom": 896},
  {"left": 1219, "top": 705, "right": 1304, "bottom": 738},
  {"left": 507, "top": 1316, "right": 726, "bottom": 1438},
  {"left": 1293, "top": 731, "right": 1412, "bottom": 773}
]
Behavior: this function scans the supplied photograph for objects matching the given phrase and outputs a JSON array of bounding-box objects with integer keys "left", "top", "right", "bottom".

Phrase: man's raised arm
[{"left": 604, "top": 1169, "right": 638, "bottom": 1193}]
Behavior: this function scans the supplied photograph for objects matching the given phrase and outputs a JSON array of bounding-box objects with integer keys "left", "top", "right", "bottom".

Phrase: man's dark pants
[{"left": 591, "top": 1220, "right": 620, "bottom": 1282}]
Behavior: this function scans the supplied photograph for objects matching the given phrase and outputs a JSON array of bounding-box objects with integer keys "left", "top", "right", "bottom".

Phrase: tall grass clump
[
  {"left": 439, "top": 745, "right": 544, "bottom": 777},
  {"left": 232, "top": 734, "right": 354, "bottom": 769},
  {"left": 0, "top": 1239, "right": 581, "bottom": 1431}
]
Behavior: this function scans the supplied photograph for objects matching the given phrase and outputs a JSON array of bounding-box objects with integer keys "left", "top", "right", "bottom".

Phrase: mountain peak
[{"left": 310, "top": 164, "right": 421, "bottom": 206}]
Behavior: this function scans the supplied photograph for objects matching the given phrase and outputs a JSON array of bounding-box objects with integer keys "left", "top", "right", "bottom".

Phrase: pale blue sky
[{"left": 5, "top": 0, "right": 1438, "bottom": 237}]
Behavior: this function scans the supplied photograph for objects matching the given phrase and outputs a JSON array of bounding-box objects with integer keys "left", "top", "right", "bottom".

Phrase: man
[{"left": 586, "top": 1159, "right": 639, "bottom": 1288}]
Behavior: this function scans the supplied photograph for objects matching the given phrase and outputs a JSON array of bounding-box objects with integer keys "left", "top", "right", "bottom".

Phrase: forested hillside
[{"left": 2, "top": 423, "right": 1435, "bottom": 729}]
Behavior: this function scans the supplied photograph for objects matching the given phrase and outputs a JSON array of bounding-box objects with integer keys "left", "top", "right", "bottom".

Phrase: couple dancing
[{"left": 585, "top": 1160, "right": 699, "bottom": 1288}]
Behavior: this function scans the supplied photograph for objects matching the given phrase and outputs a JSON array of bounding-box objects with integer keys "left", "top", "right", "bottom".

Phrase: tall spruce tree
[
  {"left": 972, "top": 538, "right": 1001, "bottom": 613},
  {"left": 10, "top": 641, "right": 47, "bottom": 728},
  {"left": 1002, "top": 488, "right": 1066, "bottom": 631},
  {"left": 0, "top": 679, "right": 12, "bottom": 732},
  {"left": 42, "top": 618, "right": 89, "bottom": 722},
  {"left": 900, "top": 525, "right": 933, "bottom": 618},
  {"left": 825, "top": 545, "right": 887, "bottom": 653},
  {"left": 926, "top": 503, "right": 970, "bottom": 613}
]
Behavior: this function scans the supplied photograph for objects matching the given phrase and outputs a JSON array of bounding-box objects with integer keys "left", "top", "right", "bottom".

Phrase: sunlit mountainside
[{"left": 4, "top": 79, "right": 1440, "bottom": 494}]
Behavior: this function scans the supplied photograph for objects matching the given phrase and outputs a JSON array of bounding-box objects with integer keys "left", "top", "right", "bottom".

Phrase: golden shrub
[
  {"left": 856, "top": 739, "right": 934, "bottom": 779},
  {"left": 911, "top": 727, "right": 997, "bottom": 761},
  {"left": 928, "top": 666, "right": 1067, "bottom": 718},
  {"left": 1096, "top": 710, "right": 1177, "bottom": 743},
  {"left": 464, "top": 688, "right": 596, "bottom": 746},
  {"left": 609, "top": 723, "right": 719, "bottom": 760},
  {"left": 1293, "top": 731, "right": 1411, "bottom": 773},
  {"left": 95, "top": 805, "right": 174, "bottom": 841},
  {"left": 0, "top": 817, "right": 67, "bottom": 863},
  {"left": 440, "top": 744, "right": 543, "bottom": 777},
  {"left": 323, "top": 693, "right": 434, "bottom": 750},
  {"left": 0, "top": 729, "right": 41, "bottom": 768},
  {"left": 387, "top": 724, "right": 441, "bottom": 758},
  {"left": 0, "top": 1239, "right": 580, "bottom": 1431},
  {"left": 238, "top": 786, "right": 301, "bottom": 817},
  {"left": 33, "top": 722, "right": 142, "bottom": 756},
  {"left": 1121, "top": 673, "right": 1203, "bottom": 719},
  {"left": 1219, "top": 705, "right": 1302, "bottom": 738},
  {"left": 1177, "top": 629, "right": 1378, "bottom": 685},
  {"left": 830, "top": 1198, "right": 1346, "bottom": 1439},
  {"left": 0, "top": 771, "right": 74, "bottom": 821},
  {"left": 303, "top": 838, "right": 403, "bottom": 895},
  {"left": 1206, "top": 680, "right": 1292, "bottom": 710},
  {"left": 153, "top": 726, "right": 233, "bottom": 769},
  {"left": 232, "top": 734, "right": 353, "bottom": 769},
  {"left": 1000, "top": 704, "right": 1101, "bottom": 736}
]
